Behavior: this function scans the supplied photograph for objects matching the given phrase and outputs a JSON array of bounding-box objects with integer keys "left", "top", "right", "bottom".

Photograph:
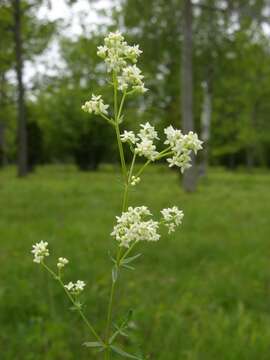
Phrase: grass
[{"left": 1, "top": 164, "right": 270, "bottom": 359}]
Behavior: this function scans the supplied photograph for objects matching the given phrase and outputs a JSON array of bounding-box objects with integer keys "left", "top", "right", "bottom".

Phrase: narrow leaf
[
  {"left": 118, "top": 329, "right": 129, "bottom": 337},
  {"left": 108, "top": 251, "right": 117, "bottom": 264},
  {"left": 111, "top": 345, "right": 142, "bottom": 359},
  {"left": 83, "top": 341, "right": 104, "bottom": 348},
  {"left": 109, "top": 328, "right": 121, "bottom": 344},
  {"left": 121, "top": 253, "right": 141, "bottom": 265},
  {"left": 126, "top": 309, "right": 133, "bottom": 322},
  {"left": 123, "top": 264, "right": 135, "bottom": 270},
  {"left": 112, "top": 265, "right": 118, "bottom": 283}
]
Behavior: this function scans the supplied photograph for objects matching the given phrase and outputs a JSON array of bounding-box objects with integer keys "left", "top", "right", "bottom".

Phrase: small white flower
[
  {"left": 57, "top": 257, "right": 69, "bottom": 269},
  {"left": 31, "top": 241, "right": 49, "bottom": 263},
  {"left": 118, "top": 65, "right": 147, "bottom": 93},
  {"left": 75, "top": 280, "right": 86, "bottom": 292},
  {"left": 134, "top": 122, "right": 159, "bottom": 161},
  {"left": 135, "top": 139, "right": 159, "bottom": 161},
  {"left": 97, "top": 32, "right": 143, "bottom": 74},
  {"left": 182, "top": 131, "right": 203, "bottom": 154},
  {"left": 120, "top": 130, "right": 138, "bottom": 144},
  {"left": 161, "top": 206, "right": 184, "bottom": 233},
  {"left": 138, "top": 122, "right": 159, "bottom": 141},
  {"left": 164, "top": 126, "right": 184, "bottom": 147},
  {"left": 133, "top": 83, "right": 148, "bottom": 94},
  {"left": 111, "top": 206, "right": 160, "bottom": 248},
  {"left": 64, "top": 280, "right": 86, "bottom": 294},
  {"left": 105, "top": 53, "right": 127, "bottom": 73},
  {"left": 64, "top": 282, "right": 74, "bottom": 291},
  {"left": 97, "top": 45, "right": 108, "bottom": 58},
  {"left": 125, "top": 45, "right": 143, "bottom": 62},
  {"left": 164, "top": 126, "right": 202, "bottom": 173},
  {"left": 99, "top": 31, "right": 128, "bottom": 73},
  {"left": 82, "top": 94, "right": 109, "bottom": 115},
  {"left": 131, "top": 176, "right": 140, "bottom": 186},
  {"left": 104, "top": 31, "right": 125, "bottom": 48}
]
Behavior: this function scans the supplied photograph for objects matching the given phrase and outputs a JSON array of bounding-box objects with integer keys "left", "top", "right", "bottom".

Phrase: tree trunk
[
  {"left": 199, "top": 79, "right": 212, "bottom": 176},
  {"left": 13, "top": 0, "right": 28, "bottom": 177},
  {"left": 246, "top": 146, "right": 254, "bottom": 170},
  {"left": 246, "top": 102, "right": 258, "bottom": 170},
  {"left": 181, "top": 0, "right": 196, "bottom": 192},
  {"left": 0, "top": 73, "right": 7, "bottom": 168},
  {"left": 0, "top": 122, "right": 6, "bottom": 167}
]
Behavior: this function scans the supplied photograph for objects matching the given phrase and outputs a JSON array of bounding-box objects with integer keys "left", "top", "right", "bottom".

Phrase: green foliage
[
  {"left": 1, "top": 0, "right": 270, "bottom": 168},
  {"left": 117, "top": 0, "right": 270, "bottom": 168},
  {"left": 0, "top": 0, "right": 56, "bottom": 168},
  {"left": 1, "top": 165, "right": 270, "bottom": 358}
]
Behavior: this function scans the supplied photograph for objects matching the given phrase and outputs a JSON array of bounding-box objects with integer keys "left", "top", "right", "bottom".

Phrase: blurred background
[{"left": 1, "top": 0, "right": 270, "bottom": 359}]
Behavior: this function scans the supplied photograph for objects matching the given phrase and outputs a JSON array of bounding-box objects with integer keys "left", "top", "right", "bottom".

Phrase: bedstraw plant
[{"left": 31, "top": 31, "right": 202, "bottom": 359}]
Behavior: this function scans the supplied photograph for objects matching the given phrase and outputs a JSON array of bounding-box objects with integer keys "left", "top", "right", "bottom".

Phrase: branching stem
[
  {"left": 104, "top": 73, "right": 132, "bottom": 360},
  {"left": 41, "top": 262, "right": 102, "bottom": 344}
]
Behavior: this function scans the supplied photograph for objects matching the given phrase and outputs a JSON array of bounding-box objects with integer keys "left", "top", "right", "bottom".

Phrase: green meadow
[{"left": 1, "top": 165, "right": 270, "bottom": 359}]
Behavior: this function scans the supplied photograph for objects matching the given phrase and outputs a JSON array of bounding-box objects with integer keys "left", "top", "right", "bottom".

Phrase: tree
[
  {"left": 0, "top": 2, "right": 14, "bottom": 167},
  {"left": 32, "top": 34, "right": 115, "bottom": 169},
  {"left": 119, "top": 0, "right": 270, "bottom": 171},
  {"left": 181, "top": 0, "right": 197, "bottom": 191},
  {"left": 0, "top": 0, "right": 55, "bottom": 176},
  {"left": 13, "top": 0, "right": 27, "bottom": 176}
]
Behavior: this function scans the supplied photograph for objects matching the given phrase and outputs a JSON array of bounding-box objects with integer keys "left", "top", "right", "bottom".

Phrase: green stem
[
  {"left": 157, "top": 150, "right": 174, "bottom": 159},
  {"left": 113, "top": 71, "right": 128, "bottom": 183},
  {"left": 128, "top": 153, "right": 137, "bottom": 182},
  {"left": 115, "top": 123, "right": 128, "bottom": 182},
  {"left": 42, "top": 262, "right": 102, "bottom": 344},
  {"left": 105, "top": 183, "right": 129, "bottom": 339},
  {"left": 100, "top": 113, "right": 115, "bottom": 126},
  {"left": 134, "top": 146, "right": 172, "bottom": 178},
  {"left": 156, "top": 146, "right": 172, "bottom": 158},
  {"left": 120, "top": 240, "right": 138, "bottom": 264},
  {"left": 113, "top": 72, "right": 118, "bottom": 117},
  {"left": 117, "top": 91, "right": 127, "bottom": 123},
  {"left": 104, "top": 74, "right": 133, "bottom": 360},
  {"left": 105, "top": 276, "right": 117, "bottom": 356},
  {"left": 135, "top": 159, "right": 151, "bottom": 178}
]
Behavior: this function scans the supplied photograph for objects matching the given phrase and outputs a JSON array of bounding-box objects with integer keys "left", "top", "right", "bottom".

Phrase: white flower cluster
[
  {"left": 135, "top": 122, "right": 159, "bottom": 160},
  {"left": 81, "top": 94, "right": 109, "bottom": 115},
  {"left": 164, "top": 126, "right": 203, "bottom": 173},
  {"left": 97, "top": 31, "right": 146, "bottom": 94},
  {"left": 32, "top": 241, "right": 49, "bottom": 263},
  {"left": 131, "top": 176, "right": 140, "bottom": 186},
  {"left": 120, "top": 122, "right": 159, "bottom": 161},
  {"left": 64, "top": 280, "right": 86, "bottom": 295},
  {"left": 111, "top": 206, "right": 160, "bottom": 248},
  {"left": 120, "top": 130, "right": 137, "bottom": 144},
  {"left": 120, "top": 123, "right": 203, "bottom": 169},
  {"left": 31, "top": 242, "right": 85, "bottom": 296},
  {"left": 161, "top": 206, "right": 184, "bottom": 233},
  {"left": 57, "top": 257, "right": 69, "bottom": 269},
  {"left": 118, "top": 65, "right": 147, "bottom": 93}
]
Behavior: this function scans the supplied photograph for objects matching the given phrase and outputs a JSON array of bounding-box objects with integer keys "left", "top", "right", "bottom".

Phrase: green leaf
[
  {"left": 110, "top": 310, "right": 133, "bottom": 344},
  {"left": 112, "top": 265, "right": 118, "bottom": 283},
  {"left": 126, "top": 309, "right": 133, "bottom": 322},
  {"left": 83, "top": 341, "right": 104, "bottom": 348},
  {"left": 111, "top": 345, "right": 142, "bottom": 359},
  {"left": 108, "top": 251, "right": 117, "bottom": 264},
  {"left": 115, "top": 326, "right": 129, "bottom": 338},
  {"left": 122, "top": 264, "right": 135, "bottom": 270},
  {"left": 121, "top": 254, "right": 141, "bottom": 265},
  {"left": 69, "top": 305, "right": 78, "bottom": 311},
  {"left": 109, "top": 324, "right": 129, "bottom": 344},
  {"left": 109, "top": 328, "right": 121, "bottom": 344}
]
